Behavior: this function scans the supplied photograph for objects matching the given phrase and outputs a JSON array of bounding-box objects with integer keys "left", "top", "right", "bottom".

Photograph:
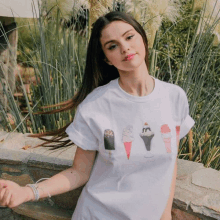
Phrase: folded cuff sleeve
[
  {"left": 179, "top": 114, "right": 195, "bottom": 139},
  {"left": 65, "top": 107, "right": 99, "bottom": 151}
]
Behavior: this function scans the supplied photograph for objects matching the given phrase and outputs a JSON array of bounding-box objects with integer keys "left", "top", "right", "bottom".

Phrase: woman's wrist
[{"left": 23, "top": 186, "right": 35, "bottom": 202}]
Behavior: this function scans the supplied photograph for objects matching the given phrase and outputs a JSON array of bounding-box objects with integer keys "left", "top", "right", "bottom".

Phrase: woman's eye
[
  {"left": 127, "top": 35, "right": 134, "bottom": 40},
  {"left": 108, "top": 44, "right": 117, "bottom": 50}
]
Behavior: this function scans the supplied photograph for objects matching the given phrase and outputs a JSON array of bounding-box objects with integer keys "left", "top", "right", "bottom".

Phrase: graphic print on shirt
[
  {"left": 176, "top": 126, "right": 180, "bottom": 148},
  {"left": 140, "top": 122, "right": 155, "bottom": 158},
  {"left": 104, "top": 129, "right": 115, "bottom": 158},
  {"left": 161, "top": 124, "right": 172, "bottom": 153},
  {"left": 122, "top": 125, "right": 134, "bottom": 159}
]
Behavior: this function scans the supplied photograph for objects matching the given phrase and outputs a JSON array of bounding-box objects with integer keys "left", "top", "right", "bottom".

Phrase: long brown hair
[{"left": 29, "top": 11, "right": 150, "bottom": 149}]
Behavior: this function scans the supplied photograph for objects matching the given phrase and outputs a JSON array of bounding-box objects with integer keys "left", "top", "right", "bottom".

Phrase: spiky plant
[
  {"left": 88, "top": 0, "right": 113, "bottom": 28},
  {"left": 193, "top": 0, "right": 220, "bottom": 46},
  {"left": 41, "top": 0, "right": 89, "bottom": 21}
]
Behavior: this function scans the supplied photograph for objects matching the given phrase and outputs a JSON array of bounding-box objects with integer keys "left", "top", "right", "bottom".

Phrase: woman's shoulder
[
  {"left": 78, "top": 78, "right": 117, "bottom": 111},
  {"left": 156, "top": 78, "right": 187, "bottom": 98}
]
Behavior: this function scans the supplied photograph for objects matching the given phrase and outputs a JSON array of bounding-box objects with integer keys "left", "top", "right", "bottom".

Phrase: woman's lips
[{"left": 124, "top": 53, "right": 136, "bottom": 61}]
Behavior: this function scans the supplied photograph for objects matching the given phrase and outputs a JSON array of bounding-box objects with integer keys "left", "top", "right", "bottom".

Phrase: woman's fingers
[
  {"left": 4, "top": 188, "right": 12, "bottom": 206},
  {"left": 0, "top": 180, "right": 26, "bottom": 208},
  {"left": 0, "top": 188, "right": 8, "bottom": 206},
  {"left": 0, "top": 180, "right": 8, "bottom": 189},
  {"left": 0, "top": 180, "right": 12, "bottom": 207}
]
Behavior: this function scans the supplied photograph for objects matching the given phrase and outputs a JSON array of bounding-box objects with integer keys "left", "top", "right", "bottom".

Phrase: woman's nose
[{"left": 120, "top": 42, "right": 130, "bottom": 54}]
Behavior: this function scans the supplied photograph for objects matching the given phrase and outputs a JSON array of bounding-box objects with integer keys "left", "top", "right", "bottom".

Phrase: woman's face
[{"left": 100, "top": 20, "right": 146, "bottom": 73}]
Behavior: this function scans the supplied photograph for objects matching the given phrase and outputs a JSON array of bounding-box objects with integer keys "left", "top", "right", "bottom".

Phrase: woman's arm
[
  {"left": 160, "top": 158, "right": 177, "bottom": 220},
  {"left": 0, "top": 147, "right": 97, "bottom": 207}
]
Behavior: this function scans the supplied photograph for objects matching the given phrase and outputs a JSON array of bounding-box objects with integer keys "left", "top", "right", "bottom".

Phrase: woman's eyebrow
[{"left": 104, "top": 29, "right": 133, "bottom": 47}]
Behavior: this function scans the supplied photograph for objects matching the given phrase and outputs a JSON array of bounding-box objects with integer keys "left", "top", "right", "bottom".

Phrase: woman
[{"left": 0, "top": 11, "right": 195, "bottom": 220}]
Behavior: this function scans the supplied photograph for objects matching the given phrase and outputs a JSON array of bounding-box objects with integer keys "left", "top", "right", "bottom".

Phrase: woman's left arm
[{"left": 160, "top": 158, "right": 177, "bottom": 220}]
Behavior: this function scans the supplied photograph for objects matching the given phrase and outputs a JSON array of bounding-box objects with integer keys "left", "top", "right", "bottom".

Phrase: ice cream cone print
[
  {"left": 164, "top": 138, "right": 172, "bottom": 153},
  {"left": 122, "top": 125, "right": 134, "bottom": 160},
  {"left": 176, "top": 126, "right": 180, "bottom": 147},
  {"left": 124, "top": 142, "right": 132, "bottom": 159},
  {"left": 104, "top": 129, "right": 115, "bottom": 158},
  {"left": 140, "top": 122, "right": 154, "bottom": 151},
  {"left": 161, "top": 124, "right": 172, "bottom": 153}
]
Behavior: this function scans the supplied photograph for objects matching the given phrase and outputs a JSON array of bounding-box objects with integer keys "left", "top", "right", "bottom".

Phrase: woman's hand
[{"left": 0, "top": 179, "right": 33, "bottom": 208}]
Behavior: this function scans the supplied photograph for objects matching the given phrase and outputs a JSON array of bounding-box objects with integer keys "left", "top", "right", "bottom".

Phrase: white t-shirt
[{"left": 66, "top": 76, "right": 195, "bottom": 220}]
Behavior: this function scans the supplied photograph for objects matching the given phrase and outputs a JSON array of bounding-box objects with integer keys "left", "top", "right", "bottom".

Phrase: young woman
[{"left": 0, "top": 11, "right": 195, "bottom": 220}]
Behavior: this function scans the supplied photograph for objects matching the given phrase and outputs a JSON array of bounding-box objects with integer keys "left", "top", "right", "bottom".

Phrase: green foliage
[{"left": 1, "top": 8, "right": 88, "bottom": 133}]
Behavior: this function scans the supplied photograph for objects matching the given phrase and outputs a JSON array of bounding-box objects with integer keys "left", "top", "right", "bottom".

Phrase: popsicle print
[
  {"left": 161, "top": 124, "right": 172, "bottom": 153},
  {"left": 122, "top": 125, "right": 134, "bottom": 159},
  {"left": 104, "top": 129, "right": 115, "bottom": 158}
]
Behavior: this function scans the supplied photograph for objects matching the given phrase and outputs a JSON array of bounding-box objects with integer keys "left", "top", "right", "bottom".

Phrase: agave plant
[{"left": 1, "top": 5, "right": 88, "bottom": 133}]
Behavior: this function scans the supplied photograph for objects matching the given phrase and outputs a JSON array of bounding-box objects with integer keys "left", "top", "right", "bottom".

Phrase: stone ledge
[
  {"left": 27, "top": 153, "right": 72, "bottom": 170},
  {"left": 0, "top": 148, "right": 73, "bottom": 169},
  {"left": 0, "top": 131, "right": 76, "bottom": 169},
  {"left": 192, "top": 168, "right": 220, "bottom": 191},
  {"left": 175, "top": 159, "right": 220, "bottom": 220},
  {"left": 12, "top": 202, "right": 72, "bottom": 220}
]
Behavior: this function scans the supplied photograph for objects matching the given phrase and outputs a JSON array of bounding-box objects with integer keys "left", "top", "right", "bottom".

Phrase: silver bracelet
[
  {"left": 26, "top": 184, "right": 39, "bottom": 201},
  {"left": 26, "top": 178, "right": 54, "bottom": 205}
]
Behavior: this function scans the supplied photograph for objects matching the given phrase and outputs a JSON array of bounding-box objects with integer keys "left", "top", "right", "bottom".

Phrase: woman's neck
[{"left": 118, "top": 62, "right": 155, "bottom": 97}]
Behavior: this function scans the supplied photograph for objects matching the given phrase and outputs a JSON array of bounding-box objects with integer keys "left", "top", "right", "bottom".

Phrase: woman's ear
[{"left": 104, "top": 57, "right": 113, "bottom": 65}]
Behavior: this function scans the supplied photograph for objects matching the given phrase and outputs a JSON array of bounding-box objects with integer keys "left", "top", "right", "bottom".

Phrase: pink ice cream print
[
  {"left": 122, "top": 125, "right": 134, "bottom": 159},
  {"left": 161, "top": 124, "right": 172, "bottom": 153},
  {"left": 104, "top": 129, "right": 115, "bottom": 158},
  {"left": 176, "top": 126, "right": 180, "bottom": 148}
]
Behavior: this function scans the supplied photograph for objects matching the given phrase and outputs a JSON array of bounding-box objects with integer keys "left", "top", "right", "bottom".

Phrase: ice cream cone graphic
[
  {"left": 161, "top": 124, "right": 172, "bottom": 153},
  {"left": 104, "top": 129, "right": 115, "bottom": 158},
  {"left": 176, "top": 126, "right": 180, "bottom": 148},
  {"left": 122, "top": 125, "right": 134, "bottom": 159},
  {"left": 123, "top": 142, "right": 132, "bottom": 159},
  {"left": 140, "top": 122, "right": 154, "bottom": 158}
]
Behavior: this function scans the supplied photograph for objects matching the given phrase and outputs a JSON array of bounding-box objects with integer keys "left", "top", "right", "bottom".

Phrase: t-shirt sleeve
[
  {"left": 65, "top": 106, "right": 99, "bottom": 151},
  {"left": 171, "top": 87, "right": 195, "bottom": 139}
]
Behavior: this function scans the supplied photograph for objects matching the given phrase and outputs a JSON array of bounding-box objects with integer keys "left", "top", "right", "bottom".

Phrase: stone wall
[{"left": 0, "top": 131, "right": 220, "bottom": 220}]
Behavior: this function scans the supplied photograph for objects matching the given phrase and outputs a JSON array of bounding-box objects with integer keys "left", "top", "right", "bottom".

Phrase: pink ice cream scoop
[{"left": 161, "top": 124, "right": 172, "bottom": 153}]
